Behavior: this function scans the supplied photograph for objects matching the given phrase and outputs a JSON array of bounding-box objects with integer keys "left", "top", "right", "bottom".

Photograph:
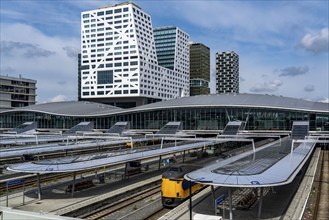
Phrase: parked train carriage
[{"left": 161, "top": 164, "right": 203, "bottom": 207}]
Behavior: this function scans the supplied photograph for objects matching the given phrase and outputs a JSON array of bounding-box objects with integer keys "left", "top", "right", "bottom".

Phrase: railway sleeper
[{"left": 62, "top": 179, "right": 161, "bottom": 218}]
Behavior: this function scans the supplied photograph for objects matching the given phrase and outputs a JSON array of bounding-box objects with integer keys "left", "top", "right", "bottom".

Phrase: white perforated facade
[{"left": 80, "top": 2, "right": 189, "bottom": 104}]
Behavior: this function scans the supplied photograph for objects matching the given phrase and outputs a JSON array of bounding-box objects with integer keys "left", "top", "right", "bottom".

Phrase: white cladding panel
[{"left": 81, "top": 3, "right": 189, "bottom": 100}]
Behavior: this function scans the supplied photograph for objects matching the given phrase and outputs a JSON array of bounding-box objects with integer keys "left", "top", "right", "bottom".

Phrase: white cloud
[
  {"left": 1, "top": 41, "right": 56, "bottom": 58},
  {"left": 320, "top": 98, "right": 329, "bottom": 103},
  {"left": 250, "top": 80, "right": 283, "bottom": 93},
  {"left": 47, "top": 95, "right": 68, "bottom": 103},
  {"left": 0, "top": 23, "right": 79, "bottom": 103},
  {"left": 299, "top": 27, "right": 329, "bottom": 54},
  {"left": 62, "top": 46, "right": 80, "bottom": 59}
]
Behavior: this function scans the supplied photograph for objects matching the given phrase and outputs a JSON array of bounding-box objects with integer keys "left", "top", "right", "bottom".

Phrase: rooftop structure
[
  {"left": 6, "top": 121, "right": 37, "bottom": 134},
  {"left": 0, "top": 75, "right": 37, "bottom": 111},
  {"left": 63, "top": 121, "right": 94, "bottom": 135},
  {"left": 221, "top": 121, "right": 244, "bottom": 136},
  {"left": 105, "top": 121, "right": 130, "bottom": 135},
  {"left": 79, "top": 2, "right": 190, "bottom": 107},
  {"left": 156, "top": 121, "right": 183, "bottom": 135}
]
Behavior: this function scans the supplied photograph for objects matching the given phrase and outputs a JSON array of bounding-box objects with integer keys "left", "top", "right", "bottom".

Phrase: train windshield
[{"left": 168, "top": 167, "right": 182, "bottom": 172}]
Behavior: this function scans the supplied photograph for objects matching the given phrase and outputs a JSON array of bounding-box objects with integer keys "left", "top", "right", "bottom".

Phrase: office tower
[
  {"left": 153, "top": 26, "right": 190, "bottom": 73},
  {"left": 80, "top": 2, "right": 190, "bottom": 108},
  {"left": 189, "top": 43, "right": 210, "bottom": 96},
  {"left": 0, "top": 75, "right": 36, "bottom": 110},
  {"left": 216, "top": 51, "right": 239, "bottom": 94}
]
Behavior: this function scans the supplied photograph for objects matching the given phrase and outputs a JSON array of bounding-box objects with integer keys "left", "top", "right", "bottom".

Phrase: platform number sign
[
  {"left": 215, "top": 194, "right": 225, "bottom": 205},
  {"left": 251, "top": 180, "right": 260, "bottom": 185}
]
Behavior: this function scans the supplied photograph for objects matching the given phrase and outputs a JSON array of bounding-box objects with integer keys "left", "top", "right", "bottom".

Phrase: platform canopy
[
  {"left": 185, "top": 137, "right": 316, "bottom": 187},
  {"left": 7, "top": 140, "right": 215, "bottom": 173}
]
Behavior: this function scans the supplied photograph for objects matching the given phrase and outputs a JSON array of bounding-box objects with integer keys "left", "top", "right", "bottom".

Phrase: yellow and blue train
[{"left": 161, "top": 164, "right": 203, "bottom": 207}]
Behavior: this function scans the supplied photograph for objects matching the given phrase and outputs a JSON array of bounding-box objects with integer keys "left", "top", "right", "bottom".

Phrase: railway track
[
  {"left": 1, "top": 173, "right": 66, "bottom": 193},
  {"left": 80, "top": 185, "right": 161, "bottom": 220},
  {"left": 313, "top": 149, "right": 329, "bottom": 220},
  {"left": 0, "top": 172, "right": 86, "bottom": 194}
]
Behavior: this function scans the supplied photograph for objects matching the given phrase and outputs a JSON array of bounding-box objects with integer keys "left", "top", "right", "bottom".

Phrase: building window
[{"left": 97, "top": 70, "right": 113, "bottom": 84}]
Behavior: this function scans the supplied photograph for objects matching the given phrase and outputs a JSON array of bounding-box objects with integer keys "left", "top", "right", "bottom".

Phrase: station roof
[
  {"left": 1, "top": 94, "right": 328, "bottom": 116},
  {"left": 0, "top": 101, "right": 121, "bottom": 116},
  {"left": 133, "top": 93, "right": 329, "bottom": 113},
  {"left": 185, "top": 138, "right": 316, "bottom": 187}
]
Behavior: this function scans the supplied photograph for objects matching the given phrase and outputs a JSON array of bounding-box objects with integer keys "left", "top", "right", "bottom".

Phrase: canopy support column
[
  {"left": 258, "top": 187, "right": 264, "bottom": 219},
  {"left": 71, "top": 172, "right": 76, "bottom": 198},
  {"left": 211, "top": 185, "right": 216, "bottom": 215},
  {"left": 229, "top": 188, "right": 233, "bottom": 220},
  {"left": 124, "top": 162, "right": 128, "bottom": 179},
  {"left": 37, "top": 173, "right": 42, "bottom": 200},
  {"left": 189, "top": 180, "right": 192, "bottom": 220},
  {"left": 158, "top": 156, "right": 162, "bottom": 170}
]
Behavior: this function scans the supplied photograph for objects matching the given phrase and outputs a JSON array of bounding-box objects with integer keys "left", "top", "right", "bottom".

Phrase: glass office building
[
  {"left": 1, "top": 94, "right": 328, "bottom": 132},
  {"left": 189, "top": 43, "right": 210, "bottom": 96}
]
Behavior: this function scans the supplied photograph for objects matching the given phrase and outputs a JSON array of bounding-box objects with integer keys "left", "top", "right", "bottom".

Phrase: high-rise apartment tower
[
  {"left": 189, "top": 43, "right": 210, "bottom": 96},
  {"left": 80, "top": 2, "right": 190, "bottom": 107},
  {"left": 216, "top": 51, "right": 239, "bottom": 94}
]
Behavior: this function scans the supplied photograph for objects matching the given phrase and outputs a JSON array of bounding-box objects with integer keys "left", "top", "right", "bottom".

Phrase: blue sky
[{"left": 1, "top": 0, "right": 328, "bottom": 103}]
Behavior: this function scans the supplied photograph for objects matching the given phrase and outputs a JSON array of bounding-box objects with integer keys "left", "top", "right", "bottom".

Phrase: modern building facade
[
  {"left": 79, "top": 2, "right": 189, "bottom": 108},
  {"left": 216, "top": 51, "right": 239, "bottom": 94},
  {"left": 153, "top": 26, "right": 190, "bottom": 73},
  {"left": 189, "top": 43, "right": 210, "bottom": 96},
  {"left": 0, "top": 75, "right": 36, "bottom": 111},
  {"left": 78, "top": 53, "right": 82, "bottom": 101},
  {"left": 1, "top": 94, "right": 328, "bottom": 132}
]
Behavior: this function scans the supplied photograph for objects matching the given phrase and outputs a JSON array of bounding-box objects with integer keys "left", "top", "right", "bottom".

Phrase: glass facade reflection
[{"left": 1, "top": 106, "right": 328, "bottom": 131}]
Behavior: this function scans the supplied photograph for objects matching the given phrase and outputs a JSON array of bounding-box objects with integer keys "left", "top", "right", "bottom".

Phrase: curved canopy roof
[
  {"left": 132, "top": 93, "right": 329, "bottom": 113},
  {"left": 0, "top": 101, "right": 121, "bottom": 116},
  {"left": 7, "top": 141, "right": 214, "bottom": 173},
  {"left": 1, "top": 94, "right": 328, "bottom": 117},
  {"left": 185, "top": 138, "right": 316, "bottom": 187}
]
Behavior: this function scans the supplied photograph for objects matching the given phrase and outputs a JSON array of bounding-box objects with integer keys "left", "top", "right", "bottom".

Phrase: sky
[{"left": 0, "top": 0, "right": 328, "bottom": 103}]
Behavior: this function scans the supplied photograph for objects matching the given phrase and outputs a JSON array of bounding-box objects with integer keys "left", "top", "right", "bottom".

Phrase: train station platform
[
  {"left": 1, "top": 163, "right": 168, "bottom": 218},
  {"left": 160, "top": 147, "right": 322, "bottom": 220}
]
